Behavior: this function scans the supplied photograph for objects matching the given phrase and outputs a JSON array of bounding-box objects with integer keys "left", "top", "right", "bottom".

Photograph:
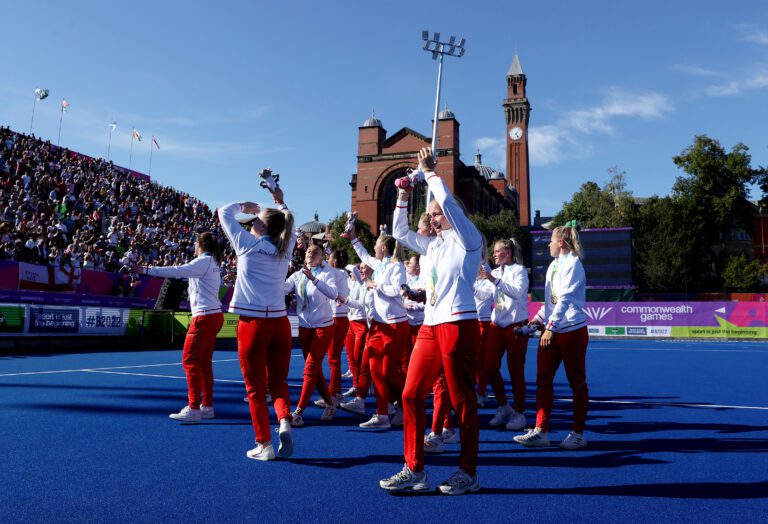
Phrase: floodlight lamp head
[
  {"left": 433, "top": 32, "right": 440, "bottom": 41},
  {"left": 448, "top": 36, "right": 456, "bottom": 45},
  {"left": 422, "top": 30, "right": 429, "bottom": 40},
  {"left": 458, "top": 37, "right": 466, "bottom": 48}
]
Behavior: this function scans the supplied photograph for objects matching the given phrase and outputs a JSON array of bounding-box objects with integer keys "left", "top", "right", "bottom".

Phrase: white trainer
[
  {"left": 513, "top": 427, "right": 551, "bottom": 447},
  {"left": 320, "top": 404, "right": 337, "bottom": 421},
  {"left": 278, "top": 418, "right": 294, "bottom": 457},
  {"left": 441, "top": 427, "right": 458, "bottom": 444},
  {"left": 342, "top": 369, "right": 353, "bottom": 379},
  {"left": 246, "top": 443, "right": 275, "bottom": 461},
  {"left": 359, "top": 414, "right": 391, "bottom": 429},
  {"left": 489, "top": 403, "right": 513, "bottom": 427},
  {"left": 290, "top": 409, "right": 305, "bottom": 428},
  {"left": 314, "top": 398, "right": 328, "bottom": 408},
  {"left": 390, "top": 405, "right": 404, "bottom": 426},
  {"left": 379, "top": 464, "right": 430, "bottom": 491},
  {"left": 200, "top": 406, "right": 215, "bottom": 419},
  {"left": 243, "top": 396, "right": 249, "bottom": 403},
  {"left": 340, "top": 396, "right": 366, "bottom": 416},
  {"left": 505, "top": 412, "right": 526, "bottom": 430},
  {"left": 342, "top": 386, "right": 357, "bottom": 398},
  {"left": 424, "top": 432, "right": 445, "bottom": 454},
  {"left": 438, "top": 468, "right": 479, "bottom": 495},
  {"left": 559, "top": 431, "right": 588, "bottom": 450},
  {"left": 477, "top": 395, "right": 486, "bottom": 408},
  {"left": 169, "top": 406, "right": 201, "bottom": 422}
]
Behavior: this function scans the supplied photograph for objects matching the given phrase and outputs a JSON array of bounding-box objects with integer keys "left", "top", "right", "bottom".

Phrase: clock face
[{"left": 509, "top": 127, "right": 523, "bottom": 140}]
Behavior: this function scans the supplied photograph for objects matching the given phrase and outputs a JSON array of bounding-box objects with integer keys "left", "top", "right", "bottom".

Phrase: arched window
[{"left": 377, "top": 167, "right": 426, "bottom": 233}]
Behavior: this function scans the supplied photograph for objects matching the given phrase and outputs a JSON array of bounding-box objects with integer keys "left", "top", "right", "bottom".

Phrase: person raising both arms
[
  {"left": 218, "top": 184, "right": 296, "bottom": 461},
  {"left": 514, "top": 222, "right": 589, "bottom": 450},
  {"left": 285, "top": 244, "right": 339, "bottom": 426},
  {"left": 386, "top": 147, "right": 482, "bottom": 495},
  {"left": 140, "top": 232, "right": 225, "bottom": 422},
  {"left": 347, "top": 227, "right": 409, "bottom": 430}
]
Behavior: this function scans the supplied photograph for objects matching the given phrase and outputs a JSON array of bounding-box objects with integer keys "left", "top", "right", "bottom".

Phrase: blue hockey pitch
[{"left": 2, "top": 338, "right": 767, "bottom": 522}]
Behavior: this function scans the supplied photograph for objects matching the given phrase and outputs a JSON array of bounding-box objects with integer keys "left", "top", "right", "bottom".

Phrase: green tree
[
  {"left": 722, "top": 254, "right": 766, "bottom": 292},
  {"left": 551, "top": 166, "right": 636, "bottom": 228},
  {"left": 632, "top": 196, "right": 705, "bottom": 292},
  {"left": 470, "top": 209, "right": 525, "bottom": 262},
  {"left": 672, "top": 135, "right": 764, "bottom": 276}
]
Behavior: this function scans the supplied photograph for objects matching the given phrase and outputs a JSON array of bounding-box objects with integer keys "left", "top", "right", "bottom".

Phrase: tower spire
[{"left": 508, "top": 50, "right": 524, "bottom": 76}]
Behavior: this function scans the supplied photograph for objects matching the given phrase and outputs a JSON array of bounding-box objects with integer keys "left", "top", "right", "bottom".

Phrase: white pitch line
[
  {"left": 587, "top": 347, "right": 768, "bottom": 354},
  {"left": 558, "top": 398, "right": 768, "bottom": 411},
  {"left": 84, "top": 370, "right": 304, "bottom": 388},
  {"left": 0, "top": 353, "right": 307, "bottom": 378}
]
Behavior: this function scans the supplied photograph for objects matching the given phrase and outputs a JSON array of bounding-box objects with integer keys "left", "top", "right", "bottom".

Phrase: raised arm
[
  {"left": 392, "top": 190, "right": 432, "bottom": 255},
  {"left": 218, "top": 202, "right": 256, "bottom": 256},
  {"left": 418, "top": 148, "right": 482, "bottom": 253},
  {"left": 145, "top": 256, "right": 214, "bottom": 279},
  {"left": 350, "top": 238, "right": 381, "bottom": 271}
]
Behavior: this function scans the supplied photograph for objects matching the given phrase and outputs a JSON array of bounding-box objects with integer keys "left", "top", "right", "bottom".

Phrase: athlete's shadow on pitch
[{"left": 474, "top": 480, "right": 768, "bottom": 499}]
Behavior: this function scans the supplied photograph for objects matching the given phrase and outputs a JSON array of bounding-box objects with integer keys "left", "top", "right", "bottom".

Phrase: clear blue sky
[{"left": 2, "top": 1, "right": 767, "bottom": 225}]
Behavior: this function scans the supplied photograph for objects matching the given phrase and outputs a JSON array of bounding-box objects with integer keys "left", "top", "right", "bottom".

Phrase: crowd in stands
[{"left": 0, "top": 127, "right": 241, "bottom": 283}]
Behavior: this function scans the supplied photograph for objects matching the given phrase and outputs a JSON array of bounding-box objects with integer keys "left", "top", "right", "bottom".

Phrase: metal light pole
[{"left": 422, "top": 31, "right": 465, "bottom": 205}]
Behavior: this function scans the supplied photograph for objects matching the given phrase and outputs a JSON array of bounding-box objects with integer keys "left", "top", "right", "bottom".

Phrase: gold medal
[{"left": 430, "top": 293, "right": 437, "bottom": 306}]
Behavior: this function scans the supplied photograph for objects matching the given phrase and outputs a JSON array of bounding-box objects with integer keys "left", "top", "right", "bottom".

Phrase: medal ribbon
[
  {"left": 549, "top": 259, "right": 560, "bottom": 305},
  {"left": 495, "top": 266, "right": 506, "bottom": 312}
]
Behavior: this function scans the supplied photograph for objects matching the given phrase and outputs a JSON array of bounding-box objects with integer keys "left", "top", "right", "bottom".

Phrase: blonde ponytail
[{"left": 553, "top": 223, "right": 583, "bottom": 259}]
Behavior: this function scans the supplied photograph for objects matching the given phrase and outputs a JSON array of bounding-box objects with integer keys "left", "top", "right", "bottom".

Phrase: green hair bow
[{"left": 564, "top": 219, "right": 579, "bottom": 229}]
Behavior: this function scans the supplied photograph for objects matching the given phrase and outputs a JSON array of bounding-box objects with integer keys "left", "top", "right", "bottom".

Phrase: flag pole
[
  {"left": 57, "top": 103, "right": 64, "bottom": 146},
  {"left": 129, "top": 133, "right": 134, "bottom": 169},
  {"left": 107, "top": 128, "right": 113, "bottom": 161},
  {"left": 149, "top": 136, "right": 154, "bottom": 176},
  {"left": 29, "top": 94, "right": 37, "bottom": 134}
]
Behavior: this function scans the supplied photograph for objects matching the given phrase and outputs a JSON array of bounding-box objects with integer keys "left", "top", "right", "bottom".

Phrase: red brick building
[{"left": 350, "top": 52, "right": 532, "bottom": 231}]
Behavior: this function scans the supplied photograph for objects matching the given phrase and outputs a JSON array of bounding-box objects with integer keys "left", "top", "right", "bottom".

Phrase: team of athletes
[{"left": 144, "top": 147, "right": 589, "bottom": 495}]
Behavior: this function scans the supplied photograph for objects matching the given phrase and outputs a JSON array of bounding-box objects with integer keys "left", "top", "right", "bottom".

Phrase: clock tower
[{"left": 503, "top": 51, "right": 532, "bottom": 226}]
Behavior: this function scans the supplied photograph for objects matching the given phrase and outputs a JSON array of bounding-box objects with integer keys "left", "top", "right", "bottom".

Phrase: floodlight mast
[{"left": 422, "top": 30, "right": 465, "bottom": 205}]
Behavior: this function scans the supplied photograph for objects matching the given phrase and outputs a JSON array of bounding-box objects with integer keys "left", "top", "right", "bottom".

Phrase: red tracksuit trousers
[
  {"left": 535, "top": 326, "right": 589, "bottom": 433},
  {"left": 486, "top": 322, "right": 528, "bottom": 413},
  {"left": 403, "top": 321, "right": 479, "bottom": 476},
  {"left": 299, "top": 325, "right": 334, "bottom": 409},
  {"left": 344, "top": 320, "right": 370, "bottom": 396},
  {"left": 367, "top": 320, "right": 409, "bottom": 415},
  {"left": 328, "top": 317, "right": 349, "bottom": 397},
  {"left": 182, "top": 312, "right": 224, "bottom": 409},
  {"left": 237, "top": 316, "right": 292, "bottom": 443},
  {"left": 475, "top": 320, "right": 491, "bottom": 397}
]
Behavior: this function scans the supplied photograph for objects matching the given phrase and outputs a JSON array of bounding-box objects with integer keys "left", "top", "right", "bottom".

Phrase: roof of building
[
  {"left": 298, "top": 212, "right": 326, "bottom": 234},
  {"left": 438, "top": 104, "right": 455, "bottom": 119},
  {"left": 474, "top": 150, "right": 505, "bottom": 180},
  {"left": 361, "top": 111, "right": 382, "bottom": 128},
  {"left": 508, "top": 51, "right": 524, "bottom": 76}
]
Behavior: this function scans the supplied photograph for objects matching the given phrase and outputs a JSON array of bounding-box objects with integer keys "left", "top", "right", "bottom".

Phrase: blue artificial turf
[{"left": 1, "top": 339, "right": 767, "bottom": 523}]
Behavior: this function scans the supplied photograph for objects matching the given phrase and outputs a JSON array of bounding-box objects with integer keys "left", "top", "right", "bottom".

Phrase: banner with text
[{"left": 527, "top": 301, "right": 767, "bottom": 339}]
